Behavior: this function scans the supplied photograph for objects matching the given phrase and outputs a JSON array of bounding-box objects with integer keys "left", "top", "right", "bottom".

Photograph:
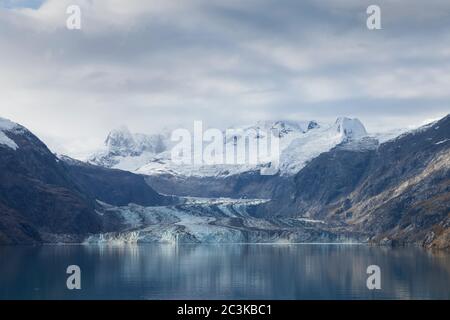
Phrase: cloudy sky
[{"left": 0, "top": 0, "right": 449, "bottom": 157}]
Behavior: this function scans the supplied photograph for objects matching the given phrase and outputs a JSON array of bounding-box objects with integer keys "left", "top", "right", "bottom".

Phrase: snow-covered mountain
[
  {"left": 88, "top": 117, "right": 375, "bottom": 177},
  {"left": 90, "top": 117, "right": 372, "bottom": 177},
  {"left": 0, "top": 117, "right": 22, "bottom": 150},
  {"left": 2, "top": 114, "right": 448, "bottom": 248},
  {"left": 89, "top": 126, "right": 170, "bottom": 171},
  {"left": 263, "top": 114, "right": 450, "bottom": 249},
  {"left": 0, "top": 116, "right": 174, "bottom": 244}
]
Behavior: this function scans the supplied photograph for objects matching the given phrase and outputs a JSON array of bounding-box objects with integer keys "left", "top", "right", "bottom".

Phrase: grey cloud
[{"left": 0, "top": 0, "right": 449, "bottom": 156}]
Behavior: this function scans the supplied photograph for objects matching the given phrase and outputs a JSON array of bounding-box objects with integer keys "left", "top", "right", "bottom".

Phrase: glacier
[{"left": 83, "top": 197, "right": 362, "bottom": 245}]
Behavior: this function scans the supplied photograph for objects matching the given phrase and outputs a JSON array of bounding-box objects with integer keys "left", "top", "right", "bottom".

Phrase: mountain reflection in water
[{"left": 0, "top": 244, "right": 449, "bottom": 300}]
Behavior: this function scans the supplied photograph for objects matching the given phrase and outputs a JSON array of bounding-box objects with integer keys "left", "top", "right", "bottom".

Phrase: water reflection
[{"left": 0, "top": 244, "right": 449, "bottom": 300}]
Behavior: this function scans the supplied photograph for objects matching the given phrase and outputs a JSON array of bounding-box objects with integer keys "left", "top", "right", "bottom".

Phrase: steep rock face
[
  {"left": 279, "top": 148, "right": 375, "bottom": 218},
  {"left": 266, "top": 115, "right": 450, "bottom": 248},
  {"left": 0, "top": 118, "right": 172, "bottom": 244},
  {"left": 61, "top": 156, "right": 173, "bottom": 207},
  {"left": 350, "top": 124, "right": 450, "bottom": 247},
  {"left": 0, "top": 121, "right": 102, "bottom": 242},
  {"left": 0, "top": 203, "right": 41, "bottom": 244},
  {"left": 145, "top": 170, "right": 292, "bottom": 199}
]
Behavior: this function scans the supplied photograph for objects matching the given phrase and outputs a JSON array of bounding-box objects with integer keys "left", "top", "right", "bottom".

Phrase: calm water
[{"left": 0, "top": 244, "right": 449, "bottom": 300}]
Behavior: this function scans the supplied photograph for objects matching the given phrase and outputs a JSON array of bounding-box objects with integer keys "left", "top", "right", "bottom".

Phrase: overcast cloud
[{"left": 0, "top": 0, "right": 449, "bottom": 157}]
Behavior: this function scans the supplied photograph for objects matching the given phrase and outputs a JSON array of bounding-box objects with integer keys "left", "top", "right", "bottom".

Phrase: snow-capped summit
[
  {"left": 89, "top": 126, "right": 169, "bottom": 170},
  {"left": 254, "top": 120, "right": 319, "bottom": 136},
  {"left": 0, "top": 117, "right": 19, "bottom": 131},
  {"left": 104, "top": 126, "right": 167, "bottom": 157},
  {"left": 105, "top": 126, "right": 136, "bottom": 154},
  {"left": 88, "top": 117, "right": 372, "bottom": 177},
  {"left": 0, "top": 117, "right": 21, "bottom": 150},
  {"left": 334, "top": 117, "right": 367, "bottom": 141}
]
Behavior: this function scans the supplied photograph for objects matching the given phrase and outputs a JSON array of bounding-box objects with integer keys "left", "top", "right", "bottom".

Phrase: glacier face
[
  {"left": 86, "top": 117, "right": 384, "bottom": 177},
  {"left": 84, "top": 197, "right": 360, "bottom": 245}
]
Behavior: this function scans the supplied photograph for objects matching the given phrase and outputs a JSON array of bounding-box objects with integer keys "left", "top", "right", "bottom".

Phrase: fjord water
[{"left": 0, "top": 244, "right": 449, "bottom": 300}]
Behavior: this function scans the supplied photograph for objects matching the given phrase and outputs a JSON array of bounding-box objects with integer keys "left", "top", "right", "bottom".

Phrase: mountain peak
[
  {"left": 254, "top": 120, "right": 319, "bottom": 136},
  {"left": 105, "top": 126, "right": 135, "bottom": 150},
  {"left": 0, "top": 117, "right": 22, "bottom": 150},
  {"left": 0, "top": 117, "right": 19, "bottom": 132},
  {"left": 95, "top": 126, "right": 168, "bottom": 163},
  {"left": 334, "top": 117, "right": 367, "bottom": 140}
]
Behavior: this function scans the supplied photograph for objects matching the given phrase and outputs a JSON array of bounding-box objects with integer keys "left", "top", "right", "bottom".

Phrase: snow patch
[
  {"left": 0, "top": 117, "right": 19, "bottom": 150},
  {"left": 335, "top": 117, "right": 367, "bottom": 140},
  {"left": 0, "top": 117, "right": 18, "bottom": 131},
  {"left": 0, "top": 131, "right": 18, "bottom": 150},
  {"left": 435, "top": 139, "right": 449, "bottom": 145}
]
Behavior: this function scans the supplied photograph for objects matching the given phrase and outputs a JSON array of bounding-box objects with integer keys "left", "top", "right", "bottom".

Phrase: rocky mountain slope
[
  {"left": 0, "top": 118, "right": 172, "bottom": 244},
  {"left": 60, "top": 156, "right": 173, "bottom": 207},
  {"left": 263, "top": 115, "right": 450, "bottom": 249},
  {"left": 1, "top": 115, "right": 448, "bottom": 248}
]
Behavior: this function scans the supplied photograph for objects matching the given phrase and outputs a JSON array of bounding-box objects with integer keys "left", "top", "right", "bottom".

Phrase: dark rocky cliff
[
  {"left": 263, "top": 115, "right": 450, "bottom": 249},
  {"left": 0, "top": 126, "right": 101, "bottom": 243},
  {"left": 0, "top": 121, "right": 171, "bottom": 244}
]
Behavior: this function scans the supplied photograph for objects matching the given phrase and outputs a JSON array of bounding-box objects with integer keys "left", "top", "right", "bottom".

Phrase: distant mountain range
[
  {"left": 0, "top": 115, "right": 449, "bottom": 248},
  {"left": 86, "top": 117, "right": 403, "bottom": 199},
  {"left": 88, "top": 117, "right": 380, "bottom": 177}
]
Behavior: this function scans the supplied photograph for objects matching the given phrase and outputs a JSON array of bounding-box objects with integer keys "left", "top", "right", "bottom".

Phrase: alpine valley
[{"left": 0, "top": 115, "right": 449, "bottom": 249}]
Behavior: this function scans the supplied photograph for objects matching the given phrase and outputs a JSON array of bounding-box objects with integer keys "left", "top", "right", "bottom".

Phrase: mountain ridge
[
  {"left": 261, "top": 114, "right": 450, "bottom": 249},
  {"left": 88, "top": 117, "right": 373, "bottom": 178},
  {"left": 0, "top": 118, "right": 173, "bottom": 244},
  {"left": 1, "top": 115, "right": 448, "bottom": 248}
]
